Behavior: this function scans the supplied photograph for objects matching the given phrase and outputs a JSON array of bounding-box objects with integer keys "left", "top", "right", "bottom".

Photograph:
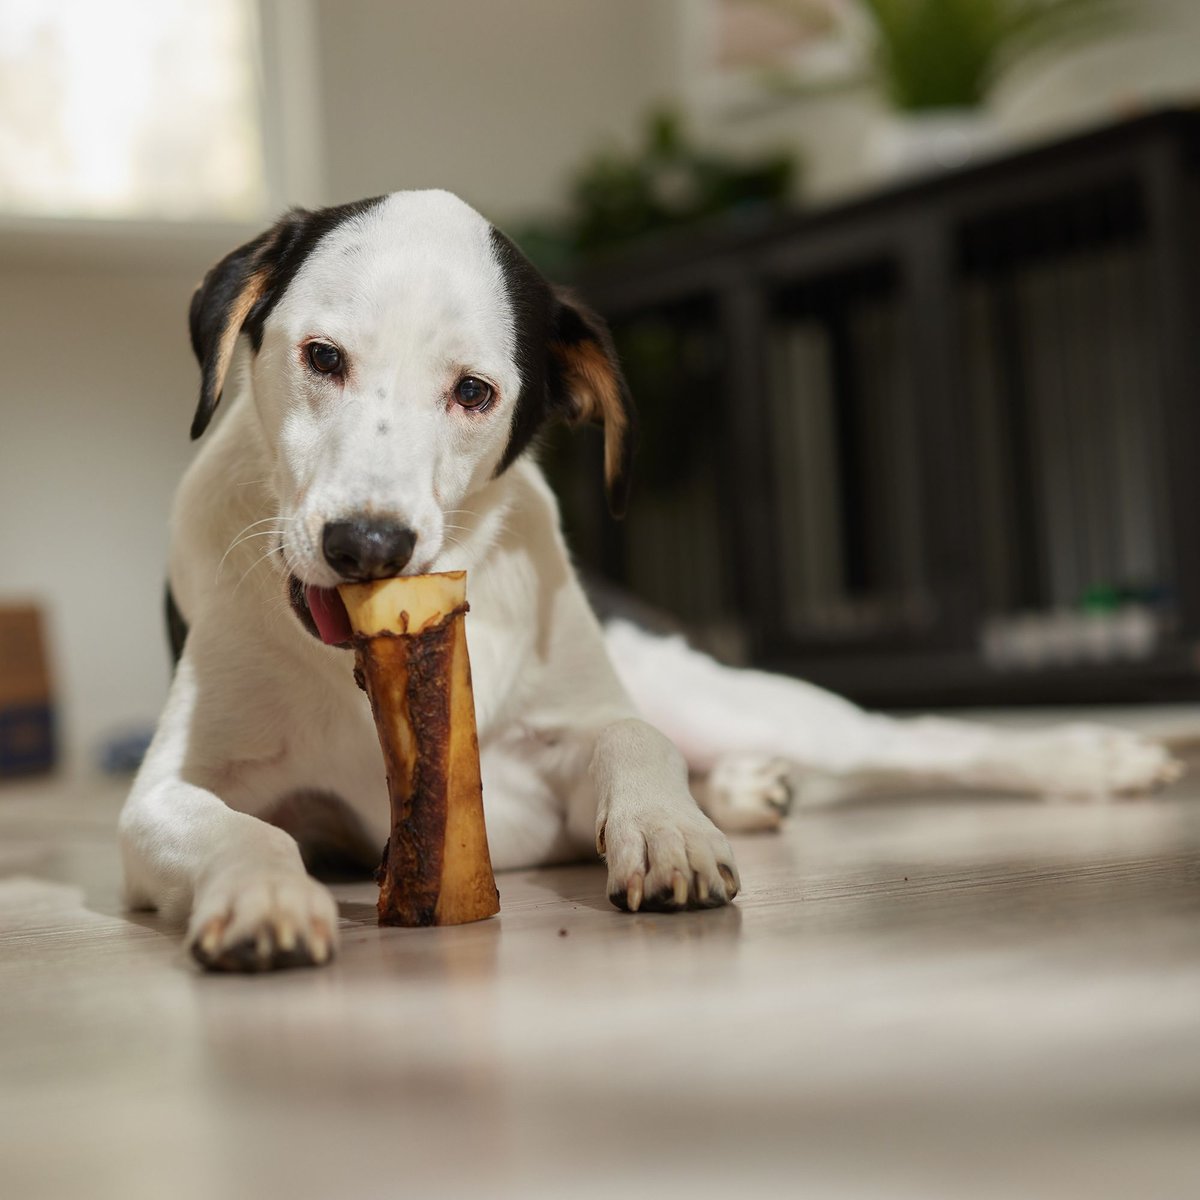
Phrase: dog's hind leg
[
  {"left": 602, "top": 620, "right": 885, "bottom": 776},
  {"left": 690, "top": 754, "right": 797, "bottom": 833},
  {"left": 604, "top": 619, "right": 1182, "bottom": 811}
]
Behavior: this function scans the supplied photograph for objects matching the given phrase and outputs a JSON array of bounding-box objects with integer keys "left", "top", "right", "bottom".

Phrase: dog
[{"left": 119, "top": 190, "right": 1183, "bottom": 972}]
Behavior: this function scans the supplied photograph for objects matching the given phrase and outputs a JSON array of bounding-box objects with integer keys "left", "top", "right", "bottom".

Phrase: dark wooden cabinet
[{"left": 552, "top": 108, "right": 1200, "bottom": 706}]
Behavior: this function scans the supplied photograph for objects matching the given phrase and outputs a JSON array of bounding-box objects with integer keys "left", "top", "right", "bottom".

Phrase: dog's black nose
[{"left": 322, "top": 518, "right": 417, "bottom": 581}]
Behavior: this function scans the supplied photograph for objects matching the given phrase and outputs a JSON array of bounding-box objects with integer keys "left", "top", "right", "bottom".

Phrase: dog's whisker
[
  {"left": 227, "top": 529, "right": 286, "bottom": 551},
  {"left": 280, "top": 548, "right": 310, "bottom": 584},
  {"left": 231, "top": 515, "right": 293, "bottom": 535},
  {"left": 233, "top": 544, "right": 285, "bottom": 596},
  {"left": 264, "top": 596, "right": 296, "bottom": 625},
  {"left": 230, "top": 542, "right": 277, "bottom": 583},
  {"left": 216, "top": 526, "right": 290, "bottom": 582},
  {"left": 219, "top": 516, "right": 292, "bottom": 560}
]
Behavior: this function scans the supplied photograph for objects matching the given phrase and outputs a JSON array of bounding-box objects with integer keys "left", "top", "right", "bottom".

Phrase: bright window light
[{"left": 0, "top": 0, "right": 266, "bottom": 221}]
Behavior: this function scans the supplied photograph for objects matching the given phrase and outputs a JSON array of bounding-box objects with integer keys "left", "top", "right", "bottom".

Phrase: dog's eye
[
  {"left": 454, "top": 376, "right": 493, "bottom": 411},
  {"left": 306, "top": 342, "right": 343, "bottom": 376}
]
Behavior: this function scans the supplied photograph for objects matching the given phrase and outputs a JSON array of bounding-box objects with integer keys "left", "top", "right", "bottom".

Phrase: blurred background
[{"left": 3, "top": 0, "right": 1200, "bottom": 776}]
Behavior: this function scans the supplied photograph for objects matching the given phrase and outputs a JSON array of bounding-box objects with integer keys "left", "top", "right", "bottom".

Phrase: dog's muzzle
[{"left": 289, "top": 517, "right": 419, "bottom": 648}]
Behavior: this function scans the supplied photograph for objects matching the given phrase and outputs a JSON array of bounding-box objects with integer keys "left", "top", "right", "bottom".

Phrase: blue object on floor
[
  {"left": 0, "top": 703, "right": 56, "bottom": 776},
  {"left": 99, "top": 728, "right": 154, "bottom": 774}
]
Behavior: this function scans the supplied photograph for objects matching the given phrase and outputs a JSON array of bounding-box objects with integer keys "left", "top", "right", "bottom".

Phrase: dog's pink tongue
[{"left": 306, "top": 585, "right": 353, "bottom": 646}]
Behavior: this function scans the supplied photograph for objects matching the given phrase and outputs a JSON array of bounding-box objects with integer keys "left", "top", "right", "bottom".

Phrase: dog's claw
[
  {"left": 187, "top": 872, "right": 338, "bottom": 972},
  {"left": 309, "top": 924, "right": 332, "bottom": 964},
  {"left": 198, "top": 918, "right": 226, "bottom": 959},
  {"left": 671, "top": 869, "right": 689, "bottom": 908},
  {"left": 718, "top": 864, "right": 739, "bottom": 901},
  {"left": 626, "top": 873, "right": 644, "bottom": 913}
]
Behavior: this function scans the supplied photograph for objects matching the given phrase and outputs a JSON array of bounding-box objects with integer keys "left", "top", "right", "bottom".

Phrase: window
[{"left": 0, "top": 0, "right": 267, "bottom": 221}]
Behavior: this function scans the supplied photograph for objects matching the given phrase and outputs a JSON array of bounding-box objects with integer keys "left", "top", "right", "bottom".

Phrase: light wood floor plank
[{"left": 2, "top": 756, "right": 1199, "bottom": 1199}]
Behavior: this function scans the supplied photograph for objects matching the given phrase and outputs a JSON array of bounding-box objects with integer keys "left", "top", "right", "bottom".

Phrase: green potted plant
[
  {"left": 512, "top": 108, "right": 797, "bottom": 272},
  {"left": 859, "top": 0, "right": 1131, "bottom": 174}
]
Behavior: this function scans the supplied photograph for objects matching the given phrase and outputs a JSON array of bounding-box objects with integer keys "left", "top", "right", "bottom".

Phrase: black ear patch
[
  {"left": 187, "top": 197, "right": 385, "bottom": 439},
  {"left": 490, "top": 228, "right": 637, "bottom": 517}
]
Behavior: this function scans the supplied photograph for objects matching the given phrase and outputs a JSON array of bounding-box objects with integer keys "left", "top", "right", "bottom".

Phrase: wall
[
  {"left": 696, "top": 0, "right": 1200, "bottom": 204},
  {"left": 312, "top": 0, "right": 680, "bottom": 223},
  {"left": 0, "top": 228, "right": 239, "bottom": 770},
  {"left": 309, "top": 0, "right": 1200, "bottom": 220},
  {"left": 991, "top": 0, "right": 1200, "bottom": 135}
]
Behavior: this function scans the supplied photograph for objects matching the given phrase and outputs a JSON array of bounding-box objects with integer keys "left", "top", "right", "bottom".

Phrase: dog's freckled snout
[{"left": 322, "top": 518, "right": 416, "bottom": 581}]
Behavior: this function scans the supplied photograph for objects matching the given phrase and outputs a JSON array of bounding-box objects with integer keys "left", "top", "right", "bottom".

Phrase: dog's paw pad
[
  {"left": 187, "top": 871, "right": 338, "bottom": 972},
  {"left": 704, "top": 753, "right": 796, "bottom": 833}
]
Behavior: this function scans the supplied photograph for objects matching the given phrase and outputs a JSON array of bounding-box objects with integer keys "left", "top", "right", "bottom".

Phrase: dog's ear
[
  {"left": 547, "top": 290, "right": 638, "bottom": 517},
  {"left": 489, "top": 229, "right": 638, "bottom": 515},
  {"left": 187, "top": 212, "right": 307, "bottom": 439},
  {"left": 188, "top": 197, "right": 386, "bottom": 438}
]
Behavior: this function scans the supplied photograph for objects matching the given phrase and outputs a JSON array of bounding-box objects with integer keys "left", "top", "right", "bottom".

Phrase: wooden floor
[{"left": 3, "top": 744, "right": 1200, "bottom": 1200}]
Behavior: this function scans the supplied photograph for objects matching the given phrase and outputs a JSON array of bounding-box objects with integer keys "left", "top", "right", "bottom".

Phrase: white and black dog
[{"left": 119, "top": 190, "right": 1182, "bottom": 971}]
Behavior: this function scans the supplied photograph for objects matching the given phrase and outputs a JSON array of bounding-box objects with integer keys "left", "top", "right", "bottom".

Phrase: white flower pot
[{"left": 866, "top": 108, "right": 999, "bottom": 181}]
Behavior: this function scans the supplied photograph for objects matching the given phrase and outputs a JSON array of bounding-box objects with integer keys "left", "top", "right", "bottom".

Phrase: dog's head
[{"left": 188, "top": 190, "right": 634, "bottom": 644}]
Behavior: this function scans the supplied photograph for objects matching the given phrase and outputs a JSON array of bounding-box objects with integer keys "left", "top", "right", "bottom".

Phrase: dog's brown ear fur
[
  {"left": 188, "top": 216, "right": 296, "bottom": 439},
  {"left": 549, "top": 292, "right": 637, "bottom": 517}
]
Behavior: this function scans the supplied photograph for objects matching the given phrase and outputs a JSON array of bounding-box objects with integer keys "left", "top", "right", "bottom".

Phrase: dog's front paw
[
  {"left": 702, "top": 753, "right": 795, "bottom": 833},
  {"left": 188, "top": 867, "right": 338, "bottom": 972},
  {"left": 599, "top": 805, "right": 740, "bottom": 913},
  {"left": 1020, "top": 724, "right": 1184, "bottom": 799}
]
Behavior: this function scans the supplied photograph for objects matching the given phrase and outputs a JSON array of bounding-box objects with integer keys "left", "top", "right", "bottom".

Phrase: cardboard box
[{"left": 0, "top": 604, "right": 57, "bottom": 776}]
